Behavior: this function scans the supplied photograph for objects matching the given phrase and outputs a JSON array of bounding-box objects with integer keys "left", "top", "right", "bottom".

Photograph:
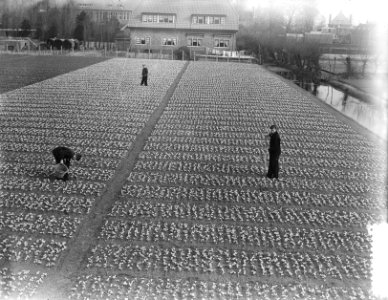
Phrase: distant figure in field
[
  {"left": 342, "top": 88, "right": 349, "bottom": 107},
  {"left": 52, "top": 146, "right": 82, "bottom": 181},
  {"left": 266, "top": 125, "right": 281, "bottom": 180},
  {"left": 140, "top": 64, "right": 148, "bottom": 86}
]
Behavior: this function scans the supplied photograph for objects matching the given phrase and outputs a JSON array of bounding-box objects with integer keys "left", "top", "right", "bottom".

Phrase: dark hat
[{"left": 270, "top": 124, "right": 277, "bottom": 129}]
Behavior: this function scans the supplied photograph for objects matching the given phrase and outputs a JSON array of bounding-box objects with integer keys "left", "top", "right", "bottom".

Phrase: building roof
[
  {"left": 330, "top": 11, "right": 352, "bottom": 26},
  {"left": 126, "top": 0, "right": 239, "bottom": 31}
]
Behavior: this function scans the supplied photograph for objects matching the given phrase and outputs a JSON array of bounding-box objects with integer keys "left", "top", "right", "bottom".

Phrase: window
[
  {"left": 192, "top": 15, "right": 226, "bottom": 25},
  {"left": 136, "top": 37, "right": 150, "bottom": 45},
  {"left": 162, "top": 38, "right": 177, "bottom": 46},
  {"left": 187, "top": 37, "right": 202, "bottom": 47},
  {"left": 214, "top": 39, "right": 229, "bottom": 48},
  {"left": 142, "top": 14, "right": 175, "bottom": 23}
]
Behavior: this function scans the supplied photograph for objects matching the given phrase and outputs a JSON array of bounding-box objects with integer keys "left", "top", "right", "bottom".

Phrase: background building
[
  {"left": 121, "top": 0, "right": 239, "bottom": 55},
  {"left": 75, "top": 0, "right": 139, "bottom": 24}
]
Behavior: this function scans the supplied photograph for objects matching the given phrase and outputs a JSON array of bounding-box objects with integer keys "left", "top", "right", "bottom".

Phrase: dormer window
[
  {"left": 142, "top": 14, "right": 175, "bottom": 23},
  {"left": 192, "top": 15, "right": 225, "bottom": 25}
]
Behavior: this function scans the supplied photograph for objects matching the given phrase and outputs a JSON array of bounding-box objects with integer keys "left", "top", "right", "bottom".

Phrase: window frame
[
  {"left": 192, "top": 15, "right": 226, "bottom": 25},
  {"left": 136, "top": 36, "right": 151, "bottom": 45},
  {"left": 162, "top": 37, "right": 177, "bottom": 46},
  {"left": 214, "top": 38, "right": 229, "bottom": 48},
  {"left": 187, "top": 37, "right": 202, "bottom": 47},
  {"left": 142, "top": 13, "right": 175, "bottom": 23}
]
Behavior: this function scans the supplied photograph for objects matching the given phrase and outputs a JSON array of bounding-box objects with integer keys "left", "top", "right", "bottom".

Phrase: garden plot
[
  {"left": 0, "top": 58, "right": 185, "bottom": 299},
  {"left": 76, "top": 62, "right": 387, "bottom": 300}
]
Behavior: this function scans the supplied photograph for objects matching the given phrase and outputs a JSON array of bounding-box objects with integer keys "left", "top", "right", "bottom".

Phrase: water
[{"left": 314, "top": 84, "right": 387, "bottom": 140}]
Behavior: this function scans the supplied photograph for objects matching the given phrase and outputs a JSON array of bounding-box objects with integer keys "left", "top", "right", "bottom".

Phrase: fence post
[
  {"left": 171, "top": 48, "right": 173, "bottom": 60},
  {"left": 194, "top": 51, "right": 196, "bottom": 61},
  {"left": 182, "top": 50, "right": 184, "bottom": 61}
]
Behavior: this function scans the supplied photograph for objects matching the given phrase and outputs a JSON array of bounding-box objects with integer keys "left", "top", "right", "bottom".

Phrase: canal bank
[{"left": 265, "top": 64, "right": 387, "bottom": 140}]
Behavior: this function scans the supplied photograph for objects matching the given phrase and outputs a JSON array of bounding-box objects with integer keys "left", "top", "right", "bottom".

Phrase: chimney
[{"left": 329, "top": 14, "right": 332, "bottom": 25}]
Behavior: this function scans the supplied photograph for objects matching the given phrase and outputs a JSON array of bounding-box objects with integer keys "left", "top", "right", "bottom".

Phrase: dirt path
[{"left": 34, "top": 61, "right": 190, "bottom": 299}]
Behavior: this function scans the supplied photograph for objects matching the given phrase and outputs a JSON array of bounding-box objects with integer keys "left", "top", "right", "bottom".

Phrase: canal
[
  {"left": 269, "top": 66, "right": 387, "bottom": 140},
  {"left": 313, "top": 83, "right": 387, "bottom": 140}
]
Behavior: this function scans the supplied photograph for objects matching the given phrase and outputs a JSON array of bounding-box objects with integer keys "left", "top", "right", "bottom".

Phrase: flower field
[
  {"left": 0, "top": 57, "right": 186, "bottom": 299},
  {"left": 1, "top": 58, "right": 387, "bottom": 300}
]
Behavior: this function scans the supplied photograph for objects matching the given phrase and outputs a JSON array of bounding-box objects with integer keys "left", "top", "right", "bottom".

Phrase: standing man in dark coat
[
  {"left": 52, "top": 146, "right": 82, "bottom": 181},
  {"left": 140, "top": 64, "right": 148, "bottom": 86},
  {"left": 266, "top": 125, "right": 281, "bottom": 179}
]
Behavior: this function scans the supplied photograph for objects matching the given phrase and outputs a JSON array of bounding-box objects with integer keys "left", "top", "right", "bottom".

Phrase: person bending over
[{"left": 52, "top": 146, "right": 82, "bottom": 181}]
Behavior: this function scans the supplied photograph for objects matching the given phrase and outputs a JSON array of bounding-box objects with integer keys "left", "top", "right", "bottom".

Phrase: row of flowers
[
  {"left": 1, "top": 211, "right": 81, "bottom": 237},
  {"left": 126, "top": 171, "right": 377, "bottom": 195},
  {"left": 0, "top": 175, "right": 105, "bottom": 196},
  {"left": 69, "top": 275, "right": 373, "bottom": 300},
  {"left": 144, "top": 140, "right": 376, "bottom": 162},
  {"left": 0, "top": 162, "right": 115, "bottom": 182},
  {"left": 0, "top": 151, "right": 121, "bottom": 169},
  {"left": 86, "top": 244, "right": 371, "bottom": 280},
  {"left": 99, "top": 219, "right": 371, "bottom": 254},
  {"left": 138, "top": 150, "right": 381, "bottom": 171},
  {"left": 0, "top": 235, "right": 67, "bottom": 266},
  {"left": 0, "top": 268, "right": 48, "bottom": 300},
  {"left": 0, "top": 191, "right": 94, "bottom": 214},
  {"left": 109, "top": 200, "right": 379, "bottom": 228},
  {"left": 119, "top": 184, "right": 383, "bottom": 210},
  {"left": 133, "top": 159, "right": 380, "bottom": 182}
]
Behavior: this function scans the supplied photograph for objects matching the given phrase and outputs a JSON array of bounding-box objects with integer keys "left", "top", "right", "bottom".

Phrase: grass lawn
[{"left": 0, "top": 54, "right": 110, "bottom": 93}]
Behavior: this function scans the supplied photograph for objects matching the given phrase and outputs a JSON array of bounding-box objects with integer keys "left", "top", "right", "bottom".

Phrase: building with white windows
[{"left": 120, "top": 0, "right": 239, "bottom": 55}]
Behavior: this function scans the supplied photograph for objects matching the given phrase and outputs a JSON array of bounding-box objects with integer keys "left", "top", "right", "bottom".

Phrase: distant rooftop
[
  {"left": 75, "top": 0, "right": 141, "bottom": 11},
  {"left": 330, "top": 11, "right": 352, "bottom": 26}
]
